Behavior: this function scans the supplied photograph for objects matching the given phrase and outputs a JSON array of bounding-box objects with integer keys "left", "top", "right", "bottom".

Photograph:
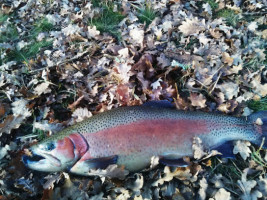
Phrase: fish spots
[{"left": 84, "top": 119, "right": 208, "bottom": 158}]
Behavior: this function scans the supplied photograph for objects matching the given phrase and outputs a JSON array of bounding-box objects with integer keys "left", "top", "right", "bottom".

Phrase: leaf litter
[{"left": 0, "top": 0, "right": 267, "bottom": 199}]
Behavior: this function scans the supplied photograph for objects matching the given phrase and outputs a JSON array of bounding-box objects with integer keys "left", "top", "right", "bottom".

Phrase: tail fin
[{"left": 248, "top": 111, "right": 267, "bottom": 149}]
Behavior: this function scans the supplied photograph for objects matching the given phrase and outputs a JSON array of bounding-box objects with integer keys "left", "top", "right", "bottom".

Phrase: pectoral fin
[
  {"left": 159, "top": 155, "right": 189, "bottom": 167},
  {"left": 212, "top": 141, "right": 235, "bottom": 159},
  {"left": 69, "top": 153, "right": 118, "bottom": 175}
]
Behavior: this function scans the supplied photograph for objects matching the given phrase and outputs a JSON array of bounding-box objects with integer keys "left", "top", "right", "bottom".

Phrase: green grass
[
  {"left": 210, "top": 157, "right": 245, "bottom": 183},
  {"left": 203, "top": 0, "right": 219, "bottom": 11},
  {"left": 0, "top": 13, "right": 8, "bottom": 24},
  {"left": 1, "top": 40, "right": 53, "bottom": 66},
  {"left": 215, "top": 9, "right": 240, "bottom": 27},
  {"left": 185, "top": 38, "right": 199, "bottom": 50},
  {"left": 248, "top": 97, "right": 267, "bottom": 111},
  {"left": 0, "top": 16, "right": 54, "bottom": 66},
  {"left": 196, "top": 0, "right": 218, "bottom": 13},
  {"left": 137, "top": 3, "right": 157, "bottom": 26},
  {"left": 91, "top": 0, "right": 101, "bottom": 7},
  {"left": 251, "top": 144, "right": 267, "bottom": 168},
  {"left": 35, "top": 128, "right": 46, "bottom": 141},
  {"left": 0, "top": 24, "right": 19, "bottom": 43},
  {"left": 31, "top": 18, "right": 54, "bottom": 38},
  {"left": 90, "top": 4, "right": 125, "bottom": 40}
]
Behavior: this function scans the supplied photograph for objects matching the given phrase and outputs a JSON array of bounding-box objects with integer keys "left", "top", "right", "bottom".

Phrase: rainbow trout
[{"left": 22, "top": 102, "right": 267, "bottom": 176}]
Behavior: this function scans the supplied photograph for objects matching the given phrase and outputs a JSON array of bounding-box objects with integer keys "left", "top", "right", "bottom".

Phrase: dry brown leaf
[
  {"left": 214, "top": 188, "right": 231, "bottom": 200},
  {"left": 33, "top": 121, "right": 63, "bottom": 133},
  {"left": 152, "top": 166, "right": 193, "bottom": 186},
  {"left": 222, "top": 52, "right": 234, "bottom": 66},
  {"left": 233, "top": 140, "right": 251, "bottom": 160},
  {"left": 116, "top": 84, "right": 131, "bottom": 105},
  {"left": 43, "top": 173, "right": 63, "bottom": 190},
  {"left": 262, "top": 29, "right": 267, "bottom": 40},
  {"left": 87, "top": 25, "right": 100, "bottom": 39},
  {"left": 0, "top": 115, "right": 25, "bottom": 134},
  {"left": 129, "top": 25, "right": 144, "bottom": 47},
  {"left": 178, "top": 17, "right": 206, "bottom": 36},
  {"left": 238, "top": 169, "right": 262, "bottom": 200},
  {"left": 217, "top": 102, "right": 231, "bottom": 113},
  {"left": 198, "top": 177, "right": 208, "bottom": 200},
  {"left": 210, "top": 29, "right": 223, "bottom": 39},
  {"left": 216, "top": 82, "right": 239, "bottom": 100},
  {"left": 33, "top": 82, "right": 51, "bottom": 96},
  {"left": 192, "top": 137, "right": 206, "bottom": 159},
  {"left": 189, "top": 93, "right": 206, "bottom": 108},
  {"left": 71, "top": 107, "right": 92, "bottom": 123}
]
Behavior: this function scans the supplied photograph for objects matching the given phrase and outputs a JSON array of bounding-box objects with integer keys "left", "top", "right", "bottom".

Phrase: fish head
[{"left": 22, "top": 133, "right": 88, "bottom": 172}]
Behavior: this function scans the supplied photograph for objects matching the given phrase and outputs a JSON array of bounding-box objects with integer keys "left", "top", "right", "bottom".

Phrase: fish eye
[{"left": 46, "top": 142, "right": 56, "bottom": 151}]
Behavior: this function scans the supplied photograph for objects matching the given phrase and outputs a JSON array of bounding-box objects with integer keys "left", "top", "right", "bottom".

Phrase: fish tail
[{"left": 248, "top": 111, "right": 267, "bottom": 149}]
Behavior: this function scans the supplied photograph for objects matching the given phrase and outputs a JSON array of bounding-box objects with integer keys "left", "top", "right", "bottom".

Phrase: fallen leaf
[
  {"left": 216, "top": 82, "right": 239, "bottom": 100},
  {"left": 198, "top": 177, "right": 208, "bottom": 200},
  {"left": 214, "top": 188, "right": 231, "bottom": 200},
  {"left": 222, "top": 52, "right": 234, "bottom": 66},
  {"left": 43, "top": 173, "right": 63, "bottom": 189},
  {"left": 233, "top": 140, "right": 251, "bottom": 160},
  {"left": 33, "top": 82, "right": 51, "bottom": 96},
  {"left": 238, "top": 169, "right": 262, "bottom": 200},
  {"left": 87, "top": 25, "right": 100, "bottom": 39},
  {"left": 178, "top": 17, "right": 206, "bottom": 36},
  {"left": 71, "top": 107, "right": 92, "bottom": 123},
  {"left": 0, "top": 115, "right": 25, "bottom": 134},
  {"left": 33, "top": 121, "right": 63, "bottom": 133},
  {"left": 192, "top": 137, "right": 206, "bottom": 159},
  {"left": 189, "top": 93, "right": 206, "bottom": 108},
  {"left": 151, "top": 78, "right": 162, "bottom": 90},
  {"left": 203, "top": 3, "right": 212, "bottom": 15},
  {"left": 62, "top": 24, "right": 81, "bottom": 36}
]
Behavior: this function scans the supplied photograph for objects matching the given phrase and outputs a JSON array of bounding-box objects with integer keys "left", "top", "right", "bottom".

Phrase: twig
[{"left": 209, "top": 71, "right": 222, "bottom": 94}]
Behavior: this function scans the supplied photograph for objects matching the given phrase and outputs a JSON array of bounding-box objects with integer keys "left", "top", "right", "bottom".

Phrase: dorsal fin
[{"left": 142, "top": 100, "right": 175, "bottom": 109}]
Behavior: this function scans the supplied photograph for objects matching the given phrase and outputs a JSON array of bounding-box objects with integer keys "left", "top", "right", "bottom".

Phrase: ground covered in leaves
[{"left": 0, "top": 0, "right": 267, "bottom": 199}]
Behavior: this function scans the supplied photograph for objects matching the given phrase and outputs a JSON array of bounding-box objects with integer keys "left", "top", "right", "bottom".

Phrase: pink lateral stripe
[{"left": 85, "top": 119, "right": 209, "bottom": 156}]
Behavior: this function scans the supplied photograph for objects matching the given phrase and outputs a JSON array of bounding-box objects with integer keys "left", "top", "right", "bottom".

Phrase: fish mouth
[
  {"left": 23, "top": 154, "right": 45, "bottom": 164},
  {"left": 22, "top": 153, "right": 46, "bottom": 168},
  {"left": 23, "top": 150, "right": 61, "bottom": 169}
]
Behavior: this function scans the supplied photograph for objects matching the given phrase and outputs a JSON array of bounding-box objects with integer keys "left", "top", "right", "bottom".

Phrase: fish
[{"left": 22, "top": 101, "right": 267, "bottom": 177}]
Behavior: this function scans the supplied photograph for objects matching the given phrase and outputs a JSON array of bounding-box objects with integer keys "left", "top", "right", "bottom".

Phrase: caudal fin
[{"left": 248, "top": 111, "right": 267, "bottom": 149}]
